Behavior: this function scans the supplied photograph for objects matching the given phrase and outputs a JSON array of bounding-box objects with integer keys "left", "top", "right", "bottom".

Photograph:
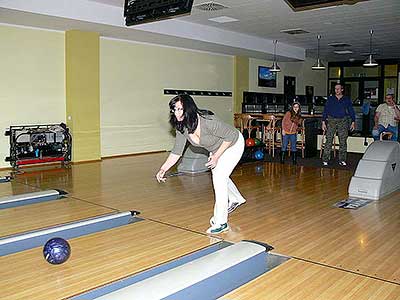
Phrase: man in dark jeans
[{"left": 322, "top": 83, "right": 355, "bottom": 166}]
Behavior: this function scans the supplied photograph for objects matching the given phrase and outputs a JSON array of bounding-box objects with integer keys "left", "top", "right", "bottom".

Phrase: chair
[
  {"left": 261, "top": 115, "right": 282, "bottom": 158},
  {"left": 239, "top": 114, "right": 261, "bottom": 140},
  {"left": 233, "top": 114, "right": 243, "bottom": 131},
  {"left": 320, "top": 131, "right": 339, "bottom": 159},
  {"left": 260, "top": 115, "right": 276, "bottom": 156},
  {"left": 380, "top": 132, "right": 393, "bottom": 140}
]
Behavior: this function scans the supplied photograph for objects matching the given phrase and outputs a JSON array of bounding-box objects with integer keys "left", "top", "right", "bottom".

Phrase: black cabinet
[{"left": 304, "top": 119, "right": 319, "bottom": 158}]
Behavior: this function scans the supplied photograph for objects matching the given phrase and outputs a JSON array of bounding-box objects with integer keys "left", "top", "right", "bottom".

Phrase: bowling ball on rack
[
  {"left": 254, "top": 138, "right": 262, "bottom": 146},
  {"left": 245, "top": 138, "right": 255, "bottom": 147},
  {"left": 254, "top": 150, "right": 265, "bottom": 160},
  {"left": 43, "top": 237, "right": 71, "bottom": 265}
]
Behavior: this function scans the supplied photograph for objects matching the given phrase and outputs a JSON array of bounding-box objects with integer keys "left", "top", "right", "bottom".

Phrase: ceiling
[{"left": 1, "top": 0, "right": 399, "bottom": 62}]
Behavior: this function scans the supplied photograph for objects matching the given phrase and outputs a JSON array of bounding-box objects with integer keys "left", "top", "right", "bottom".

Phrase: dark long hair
[
  {"left": 169, "top": 94, "right": 212, "bottom": 134},
  {"left": 290, "top": 102, "right": 301, "bottom": 122}
]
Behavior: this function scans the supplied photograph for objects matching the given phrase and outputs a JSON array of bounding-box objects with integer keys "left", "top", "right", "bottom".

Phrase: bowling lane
[
  {"left": 0, "top": 180, "right": 39, "bottom": 198},
  {"left": 0, "top": 220, "right": 216, "bottom": 300},
  {"left": 0, "top": 197, "right": 115, "bottom": 238},
  {"left": 220, "top": 259, "right": 400, "bottom": 300}
]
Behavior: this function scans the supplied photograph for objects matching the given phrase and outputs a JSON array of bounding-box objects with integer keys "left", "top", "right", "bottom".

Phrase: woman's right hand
[
  {"left": 321, "top": 121, "right": 327, "bottom": 132},
  {"left": 156, "top": 169, "right": 167, "bottom": 183}
]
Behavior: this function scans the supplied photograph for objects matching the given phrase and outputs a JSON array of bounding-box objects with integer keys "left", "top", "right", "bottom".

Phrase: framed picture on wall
[{"left": 258, "top": 66, "right": 277, "bottom": 88}]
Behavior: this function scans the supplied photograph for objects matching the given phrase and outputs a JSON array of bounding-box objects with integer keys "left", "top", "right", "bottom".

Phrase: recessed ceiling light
[
  {"left": 328, "top": 42, "right": 352, "bottom": 47},
  {"left": 280, "top": 28, "right": 310, "bottom": 35},
  {"left": 334, "top": 50, "right": 353, "bottom": 54},
  {"left": 208, "top": 16, "right": 239, "bottom": 23}
]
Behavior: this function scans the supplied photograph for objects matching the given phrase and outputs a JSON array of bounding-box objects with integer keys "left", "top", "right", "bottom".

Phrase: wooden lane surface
[
  {"left": 0, "top": 180, "right": 39, "bottom": 198},
  {"left": 12, "top": 154, "right": 400, "bottom": 283},
  {"left": 220, "top": 259, "right": 400, "bottom": 300},
  {"left": 0, "top": 219, "right": 217, "bottom": 300},
  {"left": 0, "top": 198, "right": 115, "bottom": 237}
]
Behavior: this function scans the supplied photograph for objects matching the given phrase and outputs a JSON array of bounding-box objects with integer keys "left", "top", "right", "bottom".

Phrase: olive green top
[{"left": 171, "top": 115, "right": 239, "bottom": 156}]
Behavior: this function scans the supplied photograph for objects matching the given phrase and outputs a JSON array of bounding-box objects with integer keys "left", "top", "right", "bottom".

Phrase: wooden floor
[{"left": 1, "top": 152, "right": 400, "bottom": 299}]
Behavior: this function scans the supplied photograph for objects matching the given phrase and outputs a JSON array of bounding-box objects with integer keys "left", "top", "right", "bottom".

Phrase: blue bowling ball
[
  {"left": 43, "top": 237, "right": 71, "bottom": 265},
  {"left": 254, "top": 150, "right": 264, "bottom": 160}
]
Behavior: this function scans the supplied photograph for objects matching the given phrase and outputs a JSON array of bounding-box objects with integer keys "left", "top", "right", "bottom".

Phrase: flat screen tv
[
  {"left": 258, "top": 66, "right": 277, "bottom": 88},
  {"left": 124, "top": 0, "right": 194, "bottom": 26}
]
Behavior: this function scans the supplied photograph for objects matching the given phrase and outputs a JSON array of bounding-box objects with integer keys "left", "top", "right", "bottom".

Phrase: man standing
[
  {"left": 322, "top": 83, "right": 355, "bottom": 166},
  {"left": 372, "top": 94, "right": 400, "bottom": 141}
]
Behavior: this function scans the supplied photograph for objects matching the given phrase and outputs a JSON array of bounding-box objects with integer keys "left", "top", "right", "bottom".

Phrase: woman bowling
[
  {"left": 280, "top": 101, "right": 302, "bottom": 165},
  {"left": 155, "top": 94, "right": 246, "bottom": 234}
]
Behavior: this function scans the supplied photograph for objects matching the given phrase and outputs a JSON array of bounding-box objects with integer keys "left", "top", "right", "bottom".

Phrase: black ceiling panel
[{"left": 283, "top": 0, "right": 369, "bottom": 11}]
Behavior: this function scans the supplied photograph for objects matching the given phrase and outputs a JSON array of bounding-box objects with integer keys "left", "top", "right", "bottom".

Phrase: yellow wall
[
  {"left": 66, "top": 30, "right": 101, "bottom": 162},
  {"left": 0, "top": 25, "right": 65, "bottom": 168},
  {"left": 100, "top": 38, "right": 234, "bottom": 157}
]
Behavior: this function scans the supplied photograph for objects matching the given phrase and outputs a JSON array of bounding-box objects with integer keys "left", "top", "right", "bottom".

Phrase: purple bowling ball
[{"left": 43, "top": 237, "right": 71, "bottom": 265}]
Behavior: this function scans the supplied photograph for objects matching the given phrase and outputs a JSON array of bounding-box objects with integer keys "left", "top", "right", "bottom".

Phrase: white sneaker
[
  {"left": 323, "top": 161, "right": 328, "bottom": 166},
  {"left": 206, "top": 223, "right": 229, "bottom": 234},
  {"left": 339, "top": 161, "right": 347, "bottom": 166},
  {"left": 210, "top": 216, "right": 215, "bottom": 226},
  {"left": 228, "top": 199, "right": 247, "bottom": 214}
]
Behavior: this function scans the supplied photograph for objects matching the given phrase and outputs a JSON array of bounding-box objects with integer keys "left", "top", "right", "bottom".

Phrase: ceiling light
[
  {"left": 280, "top": 28, "right": 309, "bottom": 35},
  {"left": 270, "top": 40, "right": 281, "bottom": 72},
  {"left": 208, "top": 16, "right": 239, "bottom": 23},
  {"left": 328, "top": 42, "right": 351, "bottom": 48},
  {"left": 334, "top": 50, "right": 353, "bottom": 54},
  {"left": 312, "top": 35, "right": 326, "bottom": 71},
  {"left": 363, "top": 30, "right": 378, "bottom": 67}
]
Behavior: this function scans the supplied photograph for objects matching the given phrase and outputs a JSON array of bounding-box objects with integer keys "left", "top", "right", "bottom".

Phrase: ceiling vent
[
  {"left": 280, "top": 28, "right": 310, "bottom": 35},
  {"left": 194, "top": 1, "right": 229, "bottom": 11},
  {"left": 328, "top": 42, "right": 352, "bottom": 47}
]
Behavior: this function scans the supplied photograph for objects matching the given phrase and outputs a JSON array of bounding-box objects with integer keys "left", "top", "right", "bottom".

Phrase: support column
[
  {"left": 65, "top": 30, "right": 100, "bottom": 162},
  {"left": 233, "top": 56, "right": 249, "bottom": 113}
]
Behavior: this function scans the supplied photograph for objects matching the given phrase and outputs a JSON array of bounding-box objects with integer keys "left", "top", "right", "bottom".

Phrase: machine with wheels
[{"left": 5, "top": 123, "right": 72, "bottom": 169}]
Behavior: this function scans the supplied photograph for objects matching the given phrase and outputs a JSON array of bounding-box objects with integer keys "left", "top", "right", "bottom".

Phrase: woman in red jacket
[{"left": 281, "top": 102, "right": 302, "bottom": 164}]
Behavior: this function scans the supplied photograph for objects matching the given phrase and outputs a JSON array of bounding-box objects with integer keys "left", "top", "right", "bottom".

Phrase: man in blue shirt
[{"left": 322, "top": 83, "right": 356, "bottom": 166}]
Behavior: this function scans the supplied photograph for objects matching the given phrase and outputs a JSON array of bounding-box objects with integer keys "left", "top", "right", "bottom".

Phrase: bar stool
[
  {"left": 320, "top": 131, "right": 339, "bottom": 159},
  {"left": 380, "top": 132, "right": 393, "bottom": 140},
  {"left": 262, "top": 115, "right": 281, "bottom": 158},
  {"left": 260, "top": 115, "right": 275, "bottom": 156},
  {"left": 240, "top": 114, "right": 260, "bottom": 140}
]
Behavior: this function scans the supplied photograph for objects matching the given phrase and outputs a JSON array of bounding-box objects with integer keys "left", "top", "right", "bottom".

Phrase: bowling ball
[
  {"left": 43, "top": 237, "right": 71, "bottom": 265},
  {"left": 254, "top": 138, "right": 261, "bottom": 146},
  {"left": 245, "top": 138, "right": 255, "bottom": 147},
  {"left": 254, "top": 150, "right": 264, "bottom": 160},
  {"left": 255, "top": 165, "right": 264, "bottom": 174}
]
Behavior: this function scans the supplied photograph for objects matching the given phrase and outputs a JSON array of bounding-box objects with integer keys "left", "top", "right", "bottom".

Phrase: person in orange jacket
[{"left": 281, "top": 102, "right": 302, "bottom": 164}]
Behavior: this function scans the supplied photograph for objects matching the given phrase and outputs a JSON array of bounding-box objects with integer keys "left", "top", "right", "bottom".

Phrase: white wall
[
  {"left": 249, "top": 57, "right": 327, "bottom": 96},
  {"left": 100, "top": 38, "right": 234, "bottom": 157},
  {"left": 0, "top": 25, "right": 65, "bottom": 168}
]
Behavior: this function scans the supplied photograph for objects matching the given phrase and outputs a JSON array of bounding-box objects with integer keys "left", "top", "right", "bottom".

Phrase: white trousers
[{"left": 211, "top": 133, "right": 245, "bottom": 225}]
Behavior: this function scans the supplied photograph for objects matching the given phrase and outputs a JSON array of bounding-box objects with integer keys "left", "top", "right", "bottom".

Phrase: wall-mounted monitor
[
  {"left": 258, "top": 66, "right": 277, "bottom": 88},
  {"left": 124, "top": 0, "right": 194, "bottom": 26}
]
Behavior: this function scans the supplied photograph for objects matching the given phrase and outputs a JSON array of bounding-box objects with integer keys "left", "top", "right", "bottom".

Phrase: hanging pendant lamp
[
  {"left": 270, "top": 40, "right": 281, "bottom": 72},
  {"left": 312, "top": 34, "right": 326, "bottom": 70},
  {"left": 363, "top": 29, "right": 378, "bottom": 67}
]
